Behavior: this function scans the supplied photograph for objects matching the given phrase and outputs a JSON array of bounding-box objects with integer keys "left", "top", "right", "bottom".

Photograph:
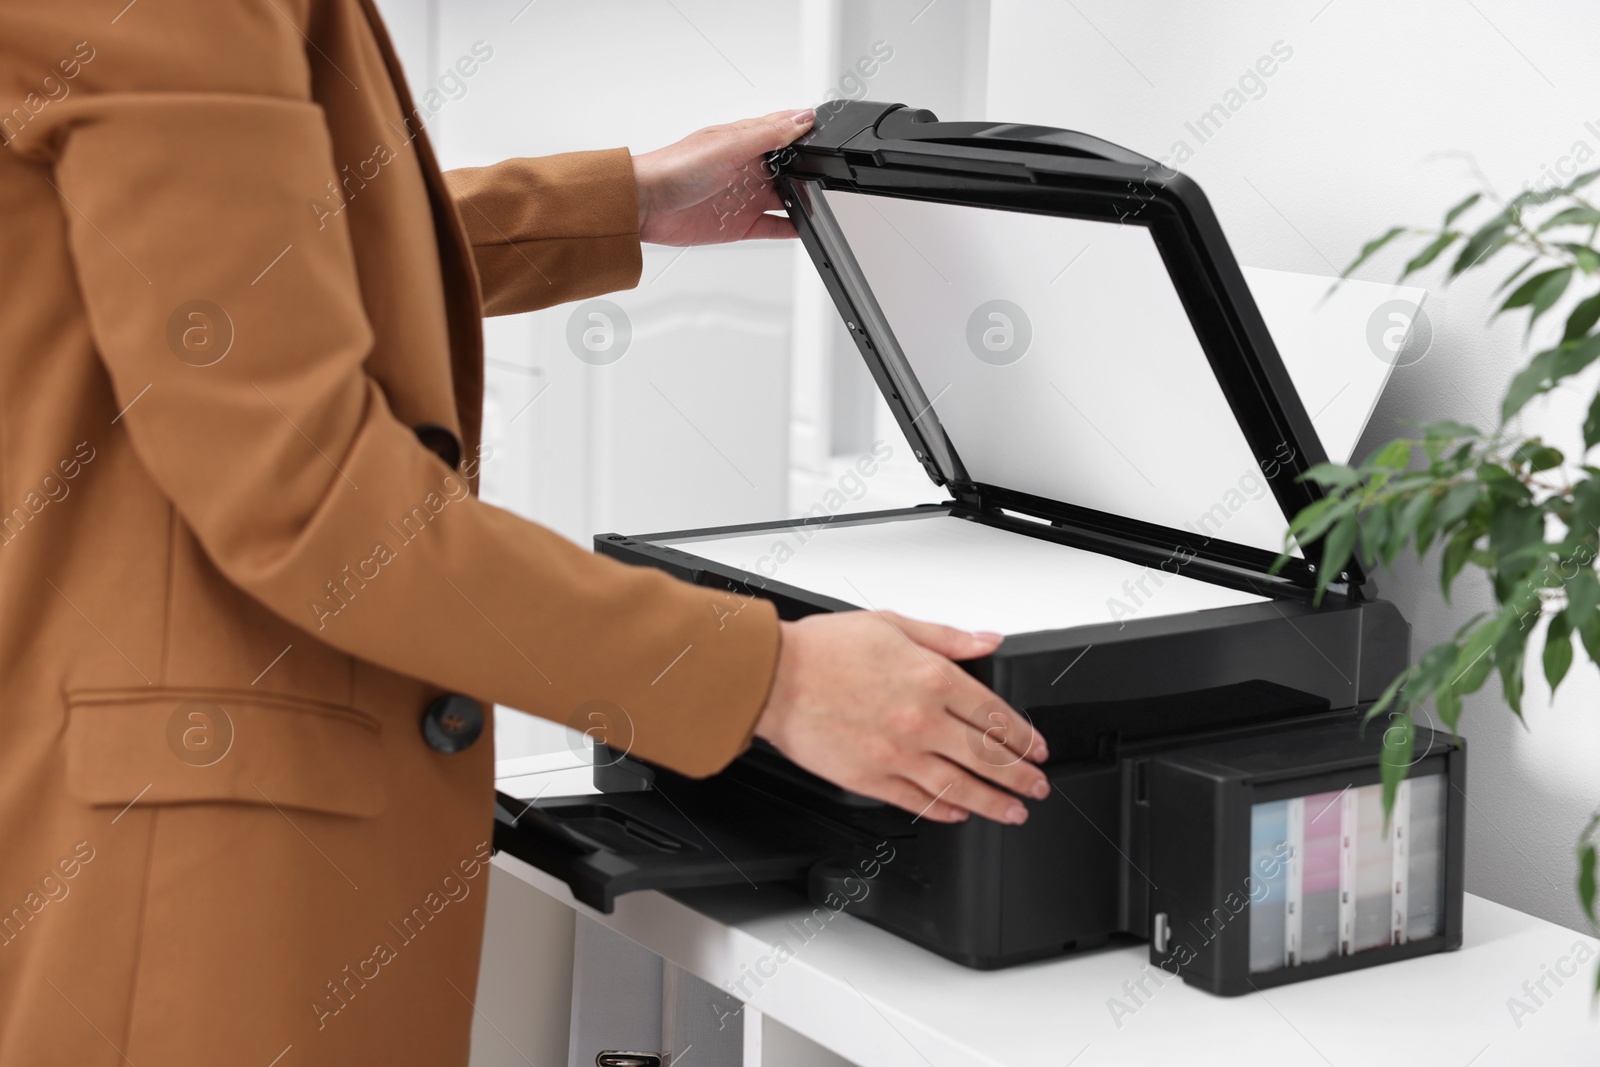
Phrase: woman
[{"left": 0, "top": 1, "right": 1047, "bottom": 1062}]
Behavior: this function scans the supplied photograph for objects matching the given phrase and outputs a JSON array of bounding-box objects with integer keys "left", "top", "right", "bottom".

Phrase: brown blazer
[{"left": 0, "top": 1, "right": 780, "bottom": 1063}]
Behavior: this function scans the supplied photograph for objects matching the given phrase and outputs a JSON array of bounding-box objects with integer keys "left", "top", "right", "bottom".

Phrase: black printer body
[{"left": 493, "top": 101, "right": 1465, "bottom": 995}]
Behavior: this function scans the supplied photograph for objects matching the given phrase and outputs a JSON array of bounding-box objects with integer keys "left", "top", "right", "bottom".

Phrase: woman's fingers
[
  {"left": 890, "top": 619, "right": 1047, "bottom": 767},
  {"left": 742, "top": 180, "right": 787, "bottom": 215},
  {"left": 881, "top": 612, "right": 1004, "bottom": 661},
  {"left": 634, "top": 108, "right": 814, "bottom": 246},
  {"left": 899, "top": 757, "right": 1031, "bottom": 826},
  {"left": 953, "top": 694, "right": 1047, "bottom": 766},
  {"left": 753, "top": 612, "right": 1050, "bottom": 827},
  {"left": 880, "top": 611, "right": 1004, "bottom": 662},
  {"left": 866, "top": 777, "right": 970, "bottom": 824},
  {"left": 737, "top": 212, "right": 798, "bottom": 241},
  {"left": 938, "top": 709, "right": 1051, "bottom": 801},
  {"left": 727, "top": 108, "right": 816, "bottom": 155}
]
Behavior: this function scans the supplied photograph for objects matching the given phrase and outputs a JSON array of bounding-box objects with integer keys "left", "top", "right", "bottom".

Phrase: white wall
[{"left": 988, "top": 0, "right": 1600, "bottom": 932}]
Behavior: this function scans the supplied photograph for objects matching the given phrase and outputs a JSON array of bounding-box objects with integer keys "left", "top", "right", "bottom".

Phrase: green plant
[{"left": 1273, "top": 169, "right": 1600, "bottom": 965}]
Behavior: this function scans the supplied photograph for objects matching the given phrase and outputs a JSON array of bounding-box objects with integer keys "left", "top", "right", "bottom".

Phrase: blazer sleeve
[
  {"left": 0, "top": 1, "right": 779, "bottom": 776},
  {"left": 445, "top": 150, "right": 644, "bottom": 315}
]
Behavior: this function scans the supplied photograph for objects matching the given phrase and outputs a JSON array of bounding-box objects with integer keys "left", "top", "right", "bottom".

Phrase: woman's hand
[
  {"left": 754, "top": 611, "right": 1050, "bottom": 824},
  {"left": 632, "top": 108, "right": 816, "bottom": 246}
]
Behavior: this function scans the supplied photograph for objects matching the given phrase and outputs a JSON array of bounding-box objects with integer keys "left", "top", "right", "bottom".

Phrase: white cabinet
[
  {"left": 568, "top": 915, "right": 856, "bottom": 1067},
  {"left": 420, "top": 0, "right": 810, "bottom": 540},
  {"left": 486, "top": 242, "right": 795, "bottom": 546}
]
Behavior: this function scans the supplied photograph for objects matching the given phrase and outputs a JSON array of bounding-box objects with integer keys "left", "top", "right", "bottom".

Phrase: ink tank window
[{"left": 1249, "top": 776, "right": 1447, "bottom": 974}]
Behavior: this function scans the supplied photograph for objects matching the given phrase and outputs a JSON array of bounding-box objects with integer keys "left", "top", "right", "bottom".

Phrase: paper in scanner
[{"left": 658, "top": 512, "right": 1265, "bottom": 635}]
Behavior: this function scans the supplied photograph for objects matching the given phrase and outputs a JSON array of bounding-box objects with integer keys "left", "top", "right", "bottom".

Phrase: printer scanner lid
[{"left": 771, "top": 101, "right": 1360, "bottom": 592}]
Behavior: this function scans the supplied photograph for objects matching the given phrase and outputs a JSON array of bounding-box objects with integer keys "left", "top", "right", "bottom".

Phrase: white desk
[{"left": 494, "top": 757, "right": 1599, "bottom": 1067}]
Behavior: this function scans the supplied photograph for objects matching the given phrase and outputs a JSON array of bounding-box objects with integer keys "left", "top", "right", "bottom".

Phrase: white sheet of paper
[
  {"left": 661, "top": 513, "right": 1267, "bottom": 636},
  {"left": 1241, "top": 266, "right": 1426, "bottom": 466}
]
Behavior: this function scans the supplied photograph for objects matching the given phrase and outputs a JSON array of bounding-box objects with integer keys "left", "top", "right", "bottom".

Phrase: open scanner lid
[{"left": 771, "top": 101, "right": 1362, "bottom": 593}]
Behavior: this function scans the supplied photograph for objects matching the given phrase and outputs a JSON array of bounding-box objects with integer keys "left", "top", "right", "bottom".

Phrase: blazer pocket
[{"left": 64, "top": 687, "right": 387, "bottom": 818}]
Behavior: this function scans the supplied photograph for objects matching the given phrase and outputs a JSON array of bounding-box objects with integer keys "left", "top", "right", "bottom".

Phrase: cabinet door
[{"left": 569, "top": 915, "right": 859, "bottom": 1067}]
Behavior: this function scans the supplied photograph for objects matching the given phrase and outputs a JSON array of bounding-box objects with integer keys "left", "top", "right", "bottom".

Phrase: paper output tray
[{"left": 492, "top": 769, "right": 871, "bottom": 913}]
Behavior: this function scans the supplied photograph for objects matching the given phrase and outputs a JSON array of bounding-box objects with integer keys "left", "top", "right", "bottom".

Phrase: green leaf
[
  {"left": 1560, "top": 243, "right": 1600, "bottom": 275},
  {"left": 1442, "top": 526, "right": 1478, "bottom": 601},
  {"left": 1545, "top": 611, "right": 1575, "bottom": 691},
  {"left": 1414, "top": 641, "right": 1464, "bottom": 696},
  {"left": 1299, "top": 462, "right": 1361, "bottom": 490},
  {"left": 1432, "top": 482, "right": 1480, "bottom": 532},
  {"left": 1553, "top": 334, "right": 1600, "bottom": 379},
  {"left": 1422, "top": 422, "right": 1484, "bottom": 466},
  {"left": 1288, "top": 495, "right": 1356, "bottom": 547},
  {"left": 1379, "top": 709, "right": 1414, "bottom": 819},
  {"left": 1539, "top": 205, "right": 1600, "bottom": 232},
  {"left": 1435, "top": 684, "right": 1463, "bottom": 733},
  {"left": 1526, "top": 445, "right": 1565, "bottom": 472},
  {"left": 1415, "top": 499, "right": 1447, "bottom": 555},
  {"left": 1489, "top": 505, "right": 1548, "bottom": 586},
  {"left": 1565, "top": 292, "right": 1600, "bottom": 342},
  {"left": 1566, "top": 167, "right": 1600, "bottom": 195},
  {"left": 1402, "top": 232, "right": 1461, "bottom": 278},
  {"left": 1362, "top": 668, "right": 1411, "bottom": 728},
  {"left": 1577, "top": 477, "right": 1600, "bottom": 529},
  {"left": 1568, "top": 569, "right": 1600, "bottom": 620},
  {"left": 1362, "top": 497, "right": 1393, "bottom": 565},
  {"left": 1443, "top": 191, "right": 1482, "bottom": 228},
  {"left": 1579, "top": 606, "right": 1600, "bottom": 668},
  {"left": 1585, "top": 392, "right": 1600, "bottom": 450},
  {"left": 1423, "top": 418, "right": 1483, "bottom": 440},
  {"left": 1530, "top": 267, "right": 1576, "bottom": 333},
  {"left": 1495, "top": 612, "right": 1531, "bottom": 718},
  {"left": 1496, "top": 256, "right": 1541, "bottom": 295},
  {"left": 1450, "top": 614, "right": 1504, "bottom": 694},
  {"left": 1388, "top": 490, "right": 1435, "bottom": 563},
  {"left": 1365, "top": 439, "right": 1413, "bottom": 472},
  {"left": 1580, "top": 841, "right": 1598, "bottom": 928},
  {"left": 1344, "top": 226, "right": 1408, "bottom": 277},
  {"left": 1454, "top": 639, "right": 1497, "bottom": 695},
  {"left": 1502, "top": 348, "right": 1562, "bottom": 422},
  {"left": 1316, "top": 512, "right": 1360, "bottom": 602},
  {"left": 1511, "top": 186, "right": 1571, "bottom": 210},
  {"left": 1500, "top": 266, "right": 1574, "bottom": 335},
  {"left": 1502, "top": 266, "right": 1569, "bottom": 312},
  {"left": 1452, "top": 210, "right": 1515, "bottom": 277},
  {"left": 1580, "top": 810, "right": 1600, "bottom": 933},
  {"left": 1479, "top": 462, "right": 1535, "bottom": 502}
]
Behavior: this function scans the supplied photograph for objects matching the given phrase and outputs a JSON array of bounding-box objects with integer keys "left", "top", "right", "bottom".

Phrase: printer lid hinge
[{"left": 950, "top": 483, "right": 990, "bottom": 513}]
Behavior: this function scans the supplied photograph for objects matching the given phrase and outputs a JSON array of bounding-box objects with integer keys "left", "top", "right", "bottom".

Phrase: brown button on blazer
[{"left": 0, "top": 1, "right": 780, "bottom": 1063}]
